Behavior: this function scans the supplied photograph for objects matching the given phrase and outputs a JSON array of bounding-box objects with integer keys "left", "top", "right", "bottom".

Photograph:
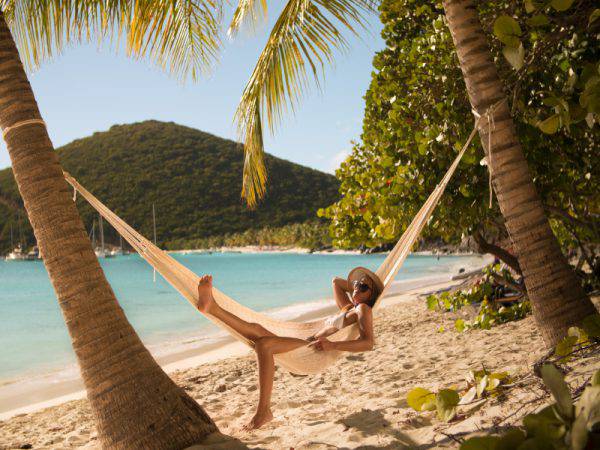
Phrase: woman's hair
[{"left": 366, "top": 280, "right": 380, "bottom": 308}]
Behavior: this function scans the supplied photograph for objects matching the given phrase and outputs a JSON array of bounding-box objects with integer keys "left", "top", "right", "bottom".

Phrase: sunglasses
[{"left": 353, "top": 280, "right": 372, "bottom": 293}]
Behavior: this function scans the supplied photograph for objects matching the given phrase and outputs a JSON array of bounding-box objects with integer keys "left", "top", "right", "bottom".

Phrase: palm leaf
[
  {"left": 234, "top": 0, "right": 376, "bottom": 207},
  {"left": 1, "top": 0, "right": 222, "bottom": 81},
  {"left": 228, "top": 0, "right": 268, "bottom": 37}
]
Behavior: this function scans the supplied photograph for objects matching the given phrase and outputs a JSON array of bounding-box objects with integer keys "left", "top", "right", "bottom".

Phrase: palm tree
[
  {"left": 439, "top": 0, "right": 595, "bottom": 345},
  {"left": 0, "top": 2, "right": 223, "bottom": 448},
  {"left": 234, "top": 0, "right": 596, "bottom": 346}
]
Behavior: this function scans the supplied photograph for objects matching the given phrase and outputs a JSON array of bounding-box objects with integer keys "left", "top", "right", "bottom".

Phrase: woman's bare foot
[
  {"left": 242, "top": 408, "right": 273, "bottom": 431},
  {"left": 196, "top": 275, "right": 216, "bottom": 313}
]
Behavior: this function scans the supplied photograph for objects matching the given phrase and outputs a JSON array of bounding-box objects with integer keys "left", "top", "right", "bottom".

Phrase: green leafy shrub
[
  {"left": 407, "top": 368, "right": 509, "bottom": 422},
  {"left": 319, "top": 0, "right": 598, "bottom": 278},
  {"left": 427, "top": 264, "right": 530, "bottom": 331},
  {"left": 460, "top": 365, "right": 600, "bottom": 450},
  {"left": 554, "top": 315, "right": 600, "bottom": 362}
]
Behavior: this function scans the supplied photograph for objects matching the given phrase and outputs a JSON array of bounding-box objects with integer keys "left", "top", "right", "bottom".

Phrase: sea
[{"left": 0, "top": 252, "right": 484, "bottom": 388}]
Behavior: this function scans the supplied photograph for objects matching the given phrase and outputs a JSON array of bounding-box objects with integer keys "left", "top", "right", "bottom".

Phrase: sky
[{"left": 0, "top": 4, "right": 385, "bottom": 175}]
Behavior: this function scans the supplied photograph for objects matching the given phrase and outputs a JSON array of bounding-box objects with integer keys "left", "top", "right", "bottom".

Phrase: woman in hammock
[{"left": 195, "top": 266, "right": 383, "bottom": 430}]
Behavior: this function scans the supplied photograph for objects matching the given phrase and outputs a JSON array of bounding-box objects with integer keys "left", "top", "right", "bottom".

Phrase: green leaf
[
  {"left": 551, "top": 0, "right": 574, "bottom": 12},
  {"left": 493, "top": 15, "right": 522, "bottom": 47},
  {"left": 486, "top": 377, "right": 501, "bottom": 391},
  {"left": 589, "top": 9, "right": 600, "bottom": 26},
  {"left": 555, "top": 335, "right": 577, "bottom": 357},
  {"left": 516, "top": 437, "right": 554, "bottom": 450},
  {"left": 581, "top": 314, "right": 600, "bottom": 338},
  {"left": 496, "top": 428, "right": 526, "bottom": 450},
  {"left": 407, "top": 387, "right": 436, "bottom": 411},
  {"left": 570, "top": 412, "right": 588, "bottom": 450},
  {"left": 524, "top": 0, "right": 537, "bottom": 14},
  {"left": 436, "top": 389, "right": 459, "bottom": 422},
  {"left": 460, "top": 436, "right": 500, "bottom": 450},
  {"left": 568, "top": 326, "right": 589, "bottom": 343},
  {"left": 541, "top": 364, "right": 573, "bottom": 419},
  {"left": 575, "top": 385, "right": 600, "bottom": 424},
  {"left": 538, "top": 115, "right": 560, "bottom": 134},
  {"left": 455, "top": 318, "right": 466, "bottom": 332},
  {"left": 426, "top": 295, "right": 438, "bottom": 310},
  {"left": 526, "top": 14, "right": 549, "bottom": 27},
  {"left": 502, "top": 44, "right": 525, "bottom": 71},
  {"left": 522, "top": 405, "right": 566, "bottom": 440}
]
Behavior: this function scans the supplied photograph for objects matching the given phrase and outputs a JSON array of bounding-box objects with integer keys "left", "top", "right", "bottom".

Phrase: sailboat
[
  {"left": 5, "top": 220, "right": 27, "bottom": 261},
  {"left": 91, "top": 214, "right": 115, "bottom": 258}
]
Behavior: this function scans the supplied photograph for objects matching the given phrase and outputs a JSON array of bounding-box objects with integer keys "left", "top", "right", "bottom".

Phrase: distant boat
[
  {"left": 90, "top": 215, "right": 116, "bottom": 258},
  {"left": 5, "top": 245, "right": 27, "bottom": 261},
  {"left": 25, "top": 246, "right": 41, "bottom": 260}
]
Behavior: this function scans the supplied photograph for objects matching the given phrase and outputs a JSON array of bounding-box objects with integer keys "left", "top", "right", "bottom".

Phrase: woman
[{"left": 195, "top": 266, "right": 384, "bottom": 430}]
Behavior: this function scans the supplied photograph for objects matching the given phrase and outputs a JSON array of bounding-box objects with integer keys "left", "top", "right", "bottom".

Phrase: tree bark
[
  {"left": 472, "top": 230, "right": 522, "bottom": 275},
  {"left": 442, "top": 0, "right": 597, "bottom": 346},
  {"left": 0, "top": 13, "right": 218, "bottom": 449}
]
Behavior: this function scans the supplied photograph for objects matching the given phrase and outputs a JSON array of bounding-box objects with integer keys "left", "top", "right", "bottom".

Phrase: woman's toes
[{"left": 242, "top": 410, "right": 273, "bottom": 430}]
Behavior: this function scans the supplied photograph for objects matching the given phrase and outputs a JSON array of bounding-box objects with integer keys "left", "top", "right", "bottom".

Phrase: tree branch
[{"left": 472, "top": 230, "right": 522, "bottom": 275}]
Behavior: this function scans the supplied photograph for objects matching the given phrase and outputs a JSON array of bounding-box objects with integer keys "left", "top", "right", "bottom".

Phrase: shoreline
[
  {"left": 0, "top": 254, "right": 491, "bottom": 421},
  {"left": 170, "top": 245, "right": 480, "bottom": 256}
]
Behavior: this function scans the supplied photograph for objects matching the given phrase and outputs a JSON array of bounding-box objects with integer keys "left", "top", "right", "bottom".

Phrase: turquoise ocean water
[{"left": 0, "top": 252, "right": 481, "bottom": 383}]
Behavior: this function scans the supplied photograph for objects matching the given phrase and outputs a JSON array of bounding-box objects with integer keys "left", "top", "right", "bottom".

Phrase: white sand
[{"left": 2, "top": 266, "right": 597, "bottom": 449}]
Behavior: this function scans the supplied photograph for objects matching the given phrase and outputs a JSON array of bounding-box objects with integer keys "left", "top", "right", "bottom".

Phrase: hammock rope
[{"left": 63, "top": 111, "right": 486, "bottom": 375}]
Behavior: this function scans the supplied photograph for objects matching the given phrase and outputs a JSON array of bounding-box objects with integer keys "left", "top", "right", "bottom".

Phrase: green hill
[{"left": 0, "top": 121, "right": 339, "bottom": 253}]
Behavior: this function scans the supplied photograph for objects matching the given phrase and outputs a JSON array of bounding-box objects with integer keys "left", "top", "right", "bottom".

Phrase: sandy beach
[{"left": 1, "top": 265, "right": 597, "bottom": 449}]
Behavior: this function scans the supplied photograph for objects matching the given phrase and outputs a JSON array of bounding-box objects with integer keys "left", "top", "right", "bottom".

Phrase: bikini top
[{"left": 325, "top": 303, "right": 359, "bottom": 330}]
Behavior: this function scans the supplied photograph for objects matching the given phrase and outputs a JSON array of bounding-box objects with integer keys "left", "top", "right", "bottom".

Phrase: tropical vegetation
[
  {"left": 0, "top": 121, "right": 339, "bottom": 254},
  {"left": 315, "top": 0, "right": 598, "bottom": 345}
]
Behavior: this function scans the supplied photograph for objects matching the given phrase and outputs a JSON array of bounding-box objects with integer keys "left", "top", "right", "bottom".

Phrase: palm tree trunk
[
  {"left": 0, "top": 12, "right": 217, "bottom": 449},
  {"left": 442, "top": 0, "right": 596, "bottom": 346}
]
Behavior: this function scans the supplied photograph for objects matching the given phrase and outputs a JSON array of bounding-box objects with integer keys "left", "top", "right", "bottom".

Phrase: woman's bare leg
[
  {"left": 196, "top": 275, "right": 275, "bottom": 342},
  {"left": 197, "top": 275, "right": 308, "bottom": 430},
  {"left": 243, "top": 336, "right": 308, "bottom": 430}
]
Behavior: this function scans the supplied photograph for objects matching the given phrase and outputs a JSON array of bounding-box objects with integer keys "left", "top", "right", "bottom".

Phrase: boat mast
[
  {"left": 152, "top": 203, "right": 157, "bottom": 282},
  {"left": 152, "top": 203, "right": 157, "bottom": 245},
  {"left": 17, "top": 211, "right": 23, "bottom": 249},
  {"left": 99, "top": 214, "right": 105, "bottom": 254}
]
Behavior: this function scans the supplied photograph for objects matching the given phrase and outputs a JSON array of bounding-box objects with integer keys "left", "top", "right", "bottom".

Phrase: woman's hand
[{"left": 308, "top": 337, "right": 335, "bottom": 352}]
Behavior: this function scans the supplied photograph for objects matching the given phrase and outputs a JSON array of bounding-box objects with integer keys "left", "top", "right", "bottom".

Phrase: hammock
[{"left": 63, "top": 124, "right": 479, "bottom": 375}]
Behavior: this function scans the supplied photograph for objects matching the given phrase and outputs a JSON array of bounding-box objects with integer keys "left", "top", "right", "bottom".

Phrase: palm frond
[
  {"left": 228, "top": 0, "right": 268, "bottom": 37},
  {"left": 235, "top": 0, "right": 376, "bottom": 207},
  {"left": 1, "top": 0, "right": 222, "bottom": 81}
]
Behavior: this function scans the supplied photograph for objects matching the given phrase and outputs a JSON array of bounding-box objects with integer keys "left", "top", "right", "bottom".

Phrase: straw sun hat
[{"left": 347, "top": 266, "right": 384, "bottom": 298}]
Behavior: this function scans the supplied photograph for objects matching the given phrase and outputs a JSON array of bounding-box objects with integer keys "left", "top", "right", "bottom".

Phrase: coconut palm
[
  {"left": 235, "top": 0, "right": 596, "bottom": 345},
  {"left": 0, "top": 2, "right": 222, "bottom": 448},
  {"left": 438, "top": 0, "right": 595, "bottom": 346}
]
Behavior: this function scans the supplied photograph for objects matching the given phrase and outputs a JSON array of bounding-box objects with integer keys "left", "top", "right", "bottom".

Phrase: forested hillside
[{"left": 0, "top": 121, "right": 339, "bottom": 252}]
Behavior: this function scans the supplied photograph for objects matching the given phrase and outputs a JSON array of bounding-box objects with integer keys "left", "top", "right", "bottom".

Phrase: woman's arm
[
  {"left": 309, "top": 304, "right": 375, "bottom": 352},
  {"left": 332, "top": 277, "right": 352, "bottom": 310}
]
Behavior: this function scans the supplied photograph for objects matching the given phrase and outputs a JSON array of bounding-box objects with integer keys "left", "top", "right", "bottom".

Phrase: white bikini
[{"left": 324, "top": 304, "right": 358, "bottom": 330}]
